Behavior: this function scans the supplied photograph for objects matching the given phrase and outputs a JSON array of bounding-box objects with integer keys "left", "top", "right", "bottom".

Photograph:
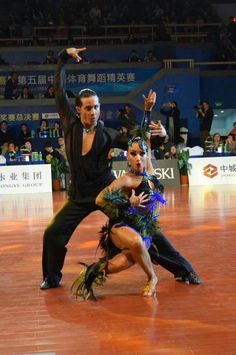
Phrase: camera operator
[
  {"left": 117, "top": 104, "right": 136, "bottom": 136},
  {"left": 196, "top": 101, "right": 214, "bottom": 148},
  {"left": 160, "top": 101, "right": 180, "bottom": 144}
]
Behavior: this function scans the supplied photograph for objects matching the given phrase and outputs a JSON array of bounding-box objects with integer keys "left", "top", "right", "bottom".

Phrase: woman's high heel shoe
[{"left": 143, "top": 276, "right": 158, "bottom": 297}]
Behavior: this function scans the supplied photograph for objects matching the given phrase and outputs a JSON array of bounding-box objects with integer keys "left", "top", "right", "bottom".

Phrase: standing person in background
[
  {"left": 0, "top": 120, "right": 14, "bottom": 146},
  {"left": 4, "top": 71, "right": 19, "bottom": 99},
  {"left": 197, "top": 101, "right": 214, "bottom": 148},
  {"left": 160, "top": 101, "right": 180, "bottom": 144},
  {"left": 117, "top": 104, "right": 137, "bottom": 136}
]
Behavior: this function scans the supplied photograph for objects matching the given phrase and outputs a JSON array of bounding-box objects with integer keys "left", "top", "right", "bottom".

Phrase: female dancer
[{"left": 72, "top": 134, "right": 166, "bottom": 299}]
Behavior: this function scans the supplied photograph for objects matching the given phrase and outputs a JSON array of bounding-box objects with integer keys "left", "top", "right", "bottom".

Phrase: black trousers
[{"left": 42, "top": 200, "right": 193, "bottom": 285}]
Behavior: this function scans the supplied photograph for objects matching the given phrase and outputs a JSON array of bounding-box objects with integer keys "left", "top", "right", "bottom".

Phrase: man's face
[
  {"left": 1, "top": 122, "right": 7, "bottom": 131},
  {"left": 8, "top": 143, "right": 15, "bottom": 152},
  {"left": 76, "top": 95, "right": 100, "bottom": 128},
  {"left": 58, "top": 137, "right": 64, "bottom": 146}
]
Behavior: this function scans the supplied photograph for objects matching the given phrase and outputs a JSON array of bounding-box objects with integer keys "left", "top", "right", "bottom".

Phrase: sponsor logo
[
  {"left": 203, "top": 164, "right": 218, "bottom": 178},
  {"left": 42, "top": 112, "right": 60, "bottom": 119}
]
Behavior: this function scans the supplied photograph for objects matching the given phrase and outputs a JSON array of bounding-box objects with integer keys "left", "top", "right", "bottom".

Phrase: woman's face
[
  {"left": 170, "top": 146, "right": 176, "bottom": 155},
  {"left": 213, "top": 134, "right": 220, "bottom": 143},
  {"left": 21, "top": 124, "right": 27, "bottom": 133},
  {"left": 25, "top": 141, "right": 32, "bottom": 151},
  {"left": 127, "top": 142, "right": 147, "bottom": 173},
  {"left": 40, "top": 121, "right": 47, "bottom": 129}
]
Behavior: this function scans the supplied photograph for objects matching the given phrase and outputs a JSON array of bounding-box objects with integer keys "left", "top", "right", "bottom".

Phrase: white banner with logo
[
  {"left": 0, "top": 164, "right": 52, "bottom": 194},
  {"left": 112, "top": 160, "right": 180, "bottom": 187},
  {"left": 189, "top": 156, "right": 236, "bottom": 185}
]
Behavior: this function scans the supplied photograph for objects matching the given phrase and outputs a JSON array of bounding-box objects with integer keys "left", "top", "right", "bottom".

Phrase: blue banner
[{"left": 0, "top": 67, "right": 158, "bottom": 98}]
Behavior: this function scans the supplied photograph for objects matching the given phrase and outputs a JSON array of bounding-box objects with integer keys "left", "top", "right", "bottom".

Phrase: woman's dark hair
[{"left": 128, "top": 136, "right": 148, "bottom": 153}]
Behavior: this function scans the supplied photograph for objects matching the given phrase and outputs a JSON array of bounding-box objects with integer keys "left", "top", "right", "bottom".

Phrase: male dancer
[{"left": 40, "top": 48, "right": 200, "bottom": 290}]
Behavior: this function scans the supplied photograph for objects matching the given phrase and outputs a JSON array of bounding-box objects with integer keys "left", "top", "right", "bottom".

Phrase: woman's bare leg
[
  {"left": 110, "top": 226, "right": 157, "bottom": 296},
  {"left": 106, "top": 250, "right": 134, "bottom": 274}
]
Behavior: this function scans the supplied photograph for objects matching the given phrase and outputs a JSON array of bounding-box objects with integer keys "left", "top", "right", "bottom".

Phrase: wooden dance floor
[{"left": 0, "top": 185, "right": 236, "bottom": 355}]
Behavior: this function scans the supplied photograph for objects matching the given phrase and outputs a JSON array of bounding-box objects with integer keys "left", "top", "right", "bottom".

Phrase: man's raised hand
[{"left": 66, "top": 47, "right": 86, "bottom": 62}]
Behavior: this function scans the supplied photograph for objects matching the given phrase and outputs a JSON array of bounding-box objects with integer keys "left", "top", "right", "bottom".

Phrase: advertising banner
[
  {"left": 0, "top": 164, "right": 52, "bottom": 194},
  {"left": 112, "top": 159, "right": 180, "bottom": 187},
  {"left": 189, "top": 156, "right": 236, "bottom": 185}
]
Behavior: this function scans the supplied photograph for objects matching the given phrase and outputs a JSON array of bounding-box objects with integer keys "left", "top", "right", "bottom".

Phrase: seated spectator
[
  {"left": 0, "top": 142, "right": 9, "bottom": 156},
  {"left": 4, "top": 141, "right": 19, "bottom": 162},
  {"left": 18, "top": 123, "right": 31, "bottom": 146},
  {"left": 229, "top": 121, "right": 236, "bottom": 136},
  {"left": 167, "top": 144, "right": 177, "bottom": 159},
  {"left": 42, "top": 141, "right": 61, "bottom": 163},
  {"left": 51, "top": 121, "right": 62, "bottom": 137},
  {"left": 144, "top": 50, "right": 157, "bottom": 62},
  {"left": 153, "top": 134, "right": 171, "bottom": 160},
  {"left": 4, "top": 71, "right": 19, "bottom": 99},
  {"left": 0, "top": 147, "right": 6, "bottom": 165},
  {"left": 44, "top": 85, "right": 55, "bottom": 98},
  {"left": 55, "top": 136, "right": 68, "bottom": 164},
  {"left": 128, "top": 49, "right": 141, "bottom": 62},
  {"left": 43, "top": 50, "right": 57, "bottom": 64},
  {"left": 0, "top": 120, "right": 14, "bottom": 146},
  {"left": 20, "top": 140, "right": 33, "bottom": 161},
  {"left": 18, "top": 86, "right": 34, "bottom": 99},
  {"left": 37, "top": 119, "right": 49, "bottom": 138},
  {"left": 212, "top": 132, "right": 223, "bottom": 151},
  {"left": 224, "top": 134, "right": 235, "bottom": 152}
]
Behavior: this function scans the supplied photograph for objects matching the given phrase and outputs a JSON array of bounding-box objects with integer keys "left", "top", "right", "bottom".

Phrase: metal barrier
[{"left": 0, "top": 22, "right": 222, "bottom": 46}]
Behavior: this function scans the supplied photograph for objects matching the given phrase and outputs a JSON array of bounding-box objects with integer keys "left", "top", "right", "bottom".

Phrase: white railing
[{"left": 163, "top": 59, "right": 236, "bottom": 69}]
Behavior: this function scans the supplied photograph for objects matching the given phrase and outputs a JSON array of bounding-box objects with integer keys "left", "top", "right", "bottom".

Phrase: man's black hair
[{"left": 75, "top": 88, "right": 98, "bottom": 107}]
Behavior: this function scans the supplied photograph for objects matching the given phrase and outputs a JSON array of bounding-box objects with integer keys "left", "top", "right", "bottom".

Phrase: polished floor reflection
[{"left": 0, "top": 186, "right": 236, "bottom": 355}]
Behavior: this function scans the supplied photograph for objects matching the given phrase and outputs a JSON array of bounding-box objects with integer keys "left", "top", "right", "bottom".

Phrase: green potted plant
[
  {"left": 50, "top": 157, "right": 67, "bottom": 191},
  {"left": 177, "top": 149, "right": 192, "bottom": 185}
]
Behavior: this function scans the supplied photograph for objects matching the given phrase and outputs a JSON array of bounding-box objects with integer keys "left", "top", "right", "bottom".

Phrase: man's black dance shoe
[
  {"left": 40, "top": 279, "right": 59, "bottom": 290},
  {"left": 175, "top": 271, "right": 201, "bottom": 285}
]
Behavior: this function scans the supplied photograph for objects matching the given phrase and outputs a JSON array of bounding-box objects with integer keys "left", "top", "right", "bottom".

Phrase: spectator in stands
[
  {"left": 55, "top": 136, "right": 68, "bottom": 164},
  {"left": 224, "top": 134, "right": 235, "bottom": 152},
  {"left": 0, "top": 142, "right": 9, "bottom": 156},
  {"left": 212, "top": 132, "right": 223, "bottom": 151},
  {"left": 44, "top": 85, "right": 55, "bottom": 98},
  {"left": 128, "top": 49, "right": 141, "bottom": 62},
  {"left": 0, "top": 120, "right": 14, "bottom": 146},
  {"left": 37, "top": 119, "right": 49, "bottom": 138},
  {"left": 144, "top": 50, "right": 157, "bottom": 62},
  {"left": 169, "top": 144, "right": 177, "bottom": 159},
  {"left": 52, "top": 121, "right": 62, "bottom": 137},
  {"left": 117, "top": 104, "right": 137, "bottom": 135},
  {"left": 229, "top": 121, "right": 236, "bottom": 136},
  {"left": 18, "top": 123, "right": 31, "bottom": 146},
  {"left": 160, "top": 101, "right": 180, "bottom": 144},
  {"left": 43, "top": 50, "right": 57, "bottom": 64},
  {"left": 42, "top": 141, "right": 61, "bottom": 163},
  {"left": 153, "top": 134, "right": 171, "bottom": 160},
  {"left": 197, "top": 101, "right": 214, "bottom": 148},
  {"left": 4, "top": 141, "right": 19, "bottom": 162},
  {"left": 4, "top": 71, "right": 19, "bottom": 99},
  {"left": 18, "top": 86, "right": 34, "bottom": 99}
]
